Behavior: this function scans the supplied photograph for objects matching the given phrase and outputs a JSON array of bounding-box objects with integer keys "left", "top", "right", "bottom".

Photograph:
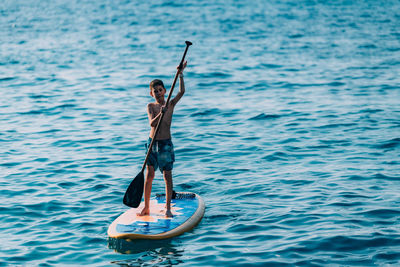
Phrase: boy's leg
[
  {"left": 163, "top": 170, "right": 173, "bottom": 217},
  {"left": 138, "top": 166, "right": 155, "bottom": 216}
]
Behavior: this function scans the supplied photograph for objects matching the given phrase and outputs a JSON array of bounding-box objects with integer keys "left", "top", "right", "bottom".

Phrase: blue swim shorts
[{"left": 145, "top": 138, "right": 175, "bottom": 173}]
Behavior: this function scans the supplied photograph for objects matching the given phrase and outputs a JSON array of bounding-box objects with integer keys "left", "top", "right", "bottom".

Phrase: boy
[{"left": 138, "top": 61, "right": 187, "bottom": 218}]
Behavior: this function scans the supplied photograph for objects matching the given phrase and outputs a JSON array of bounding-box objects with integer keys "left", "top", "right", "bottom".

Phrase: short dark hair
[{"left": 149, "top": 79, "right": 165, "bottom": 90}]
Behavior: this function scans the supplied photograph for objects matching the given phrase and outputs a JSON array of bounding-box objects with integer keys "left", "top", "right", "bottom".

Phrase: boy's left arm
[
  {"left": 171, "top": 73, "right": 185, "bottom": 106},
  {"left": 171, "top": 61, "right": 187, "bottom": 107}
]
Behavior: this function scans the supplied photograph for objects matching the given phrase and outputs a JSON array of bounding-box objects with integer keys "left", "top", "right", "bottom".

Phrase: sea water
[{"left": 1, "top": 0, "right": 400, "bottom": 266}]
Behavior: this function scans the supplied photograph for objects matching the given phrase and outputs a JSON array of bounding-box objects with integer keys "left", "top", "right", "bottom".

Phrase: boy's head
[{"left": 149, "top": 79, "right": 166, "bottom": 99}]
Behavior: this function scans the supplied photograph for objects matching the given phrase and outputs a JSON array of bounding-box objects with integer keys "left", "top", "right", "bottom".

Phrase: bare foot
[
  {"left": 137, "top": 207, "right": 150, "bottom": 216},
  {"left": 165, "top": 209, "right": 173, "bottom": 218}
]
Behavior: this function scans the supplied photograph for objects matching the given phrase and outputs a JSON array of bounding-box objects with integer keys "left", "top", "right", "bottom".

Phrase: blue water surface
[{"left": 1, "top": 0, "right": 400, "bottom": 266}]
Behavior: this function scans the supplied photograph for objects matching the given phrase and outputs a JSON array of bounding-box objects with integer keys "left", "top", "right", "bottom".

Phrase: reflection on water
[{"left": 108, "top": 238, "right": 184, "bottom": 265}]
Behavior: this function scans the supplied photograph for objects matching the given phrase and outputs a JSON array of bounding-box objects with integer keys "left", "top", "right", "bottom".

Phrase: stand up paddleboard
[{"left": 108, "top": 192, "right": 205, "bottom": 240}]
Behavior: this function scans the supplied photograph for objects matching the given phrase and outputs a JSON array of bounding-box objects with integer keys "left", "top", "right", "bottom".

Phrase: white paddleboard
[{"left": 108, "top": 192, "right": 205, "bottom": 240}]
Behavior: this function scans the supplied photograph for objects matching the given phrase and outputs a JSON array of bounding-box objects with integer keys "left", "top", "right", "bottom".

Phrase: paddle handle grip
[{"left": 141, "top": 41, "right": 192, "bottom": 172}]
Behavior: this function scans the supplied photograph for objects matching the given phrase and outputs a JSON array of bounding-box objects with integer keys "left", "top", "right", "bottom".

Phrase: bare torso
[{"left": 148, "top": 102, "right": 175, "bottom": 140}]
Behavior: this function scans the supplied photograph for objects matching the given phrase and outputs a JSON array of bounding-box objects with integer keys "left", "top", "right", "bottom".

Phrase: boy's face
[{"left": 150, "top": 85, "right": 166, "bottom": 100}]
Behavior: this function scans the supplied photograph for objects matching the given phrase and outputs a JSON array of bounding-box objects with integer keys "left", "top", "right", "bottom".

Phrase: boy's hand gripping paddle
[{"left": 123, "top": 41, "right": 192, "bottom": 208}]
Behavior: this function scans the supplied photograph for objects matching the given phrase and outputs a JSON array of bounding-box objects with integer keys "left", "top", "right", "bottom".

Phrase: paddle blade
[{"left": 123, "top": 171, "right": 144, "bottom": 208}]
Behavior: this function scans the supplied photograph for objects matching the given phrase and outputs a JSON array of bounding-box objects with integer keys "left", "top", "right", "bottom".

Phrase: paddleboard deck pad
[{"left": 108, "top": 192, "right": 205, "bottom": 239}]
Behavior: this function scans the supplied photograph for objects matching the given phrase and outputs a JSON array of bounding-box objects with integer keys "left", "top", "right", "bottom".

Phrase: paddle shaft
[{"left": 140, "top": 41, "right": 192, "bottom": 173}]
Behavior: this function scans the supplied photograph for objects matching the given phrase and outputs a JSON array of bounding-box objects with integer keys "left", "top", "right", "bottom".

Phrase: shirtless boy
[{"left": 138, "top": 61, "right": 187, "bottom": 218}]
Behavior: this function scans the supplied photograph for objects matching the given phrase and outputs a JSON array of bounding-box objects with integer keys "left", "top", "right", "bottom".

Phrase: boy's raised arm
[
  {"left": 171, "top": 74, "right": 185, "bottom": 106},
  {"left": 171, "top": 61, "right": 187, "bottom": 106}
]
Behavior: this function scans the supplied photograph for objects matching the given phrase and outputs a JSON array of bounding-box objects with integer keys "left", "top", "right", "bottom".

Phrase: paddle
[{"left": 123, "top": 41, "right": 193, "bottom": 208}]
